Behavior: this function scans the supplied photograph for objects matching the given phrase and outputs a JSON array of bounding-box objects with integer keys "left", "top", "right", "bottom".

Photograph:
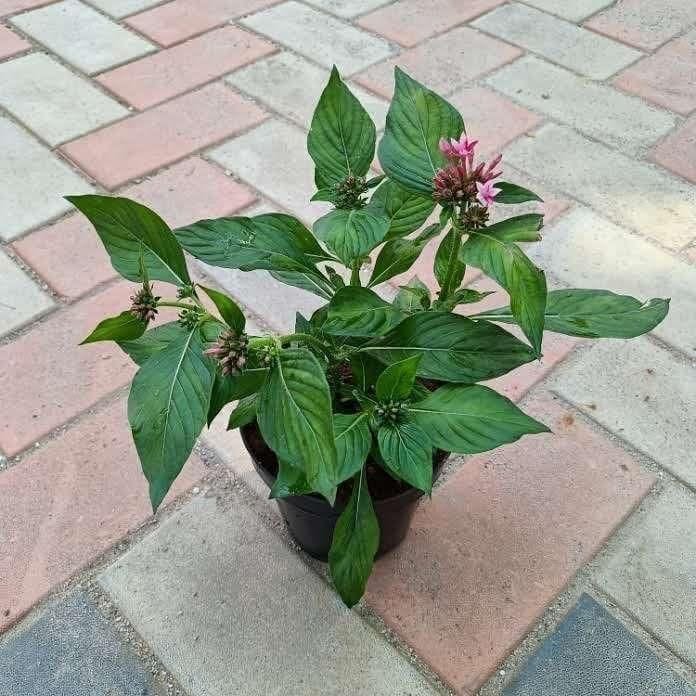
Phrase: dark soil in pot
[{"left": 240, "top": 422, "right": 449, "bottom": 562}]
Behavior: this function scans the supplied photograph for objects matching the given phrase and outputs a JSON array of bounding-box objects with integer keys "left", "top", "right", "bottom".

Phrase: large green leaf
[
  {"left": 313, "top": 208, "right": 389, "bottom": 266},
  {"left": 328, "top": 469, "right": 379, "bottom": 607},
  {"left": 483, "top": 214, "right": 544, "bottom": 243},
  {"left": 67, "top": 195, "right": 190, "bottom": 286},
  {"left": 257, "top": 348, "right": 337, "bottom": 503},
  {"left": 198, "top": 285, "right": 245, "bottom": 333},
  {"left": 128, "top": 327, "right": 214, "bottom": 511},
  {"left": 334, "top": 412, "right": 372, "bottom": 484},
  {"left": 269, "top": 270, "right": 334, "bottom": 300},
  {"left": 226, "top": 394, "right": 257, "bottom": 430},
  {"left": 324, "top": 286, "right": 404, "bottom": 337},
  {"left": 270, "top": 459, "right": 314, "bottom": 499},
  {"left": 477, "top": 289, "right": 670, "bottom": 339},
  {"left": 375, "top": 355, "right": 421, "bottom": 401},
  {"left": 368, "top": 178, "right": 435, "bottom": 239},
  {"left": 81, "top": 311, "right": 146, "bottom": 345},
  {"left": 494, "top": 182, "right": 543, "bottom": 204},
  {"left": 460, "top": 230, "right": 547, "bottom": 356},
  {"left": 434, "top": 227, "right": 465, "bottom": 293},
  {"left": 377, "top": 421, "right": 433, "bottom": 493},
  {"left": 378, "top": 67, "right": 464, "bottom": 194},
  {"left": 208, "top": 368, "right": 267, "bottom": 425},
  {"left": 367, "top": 312, "right": 536, "bottom": 383},
  {"left": 308, "top": 66, "right": 376, "bottom": 188},
  {"left": 118, "top": 321, "right": 187, "bottom": 366},
  {"left": 409, "top": 384, "right": 549, "bottom": 454}
]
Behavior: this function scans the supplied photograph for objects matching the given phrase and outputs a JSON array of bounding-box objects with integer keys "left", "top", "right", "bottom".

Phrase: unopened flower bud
[
  {"left": 204, "top": 329, "right": 250, "bottom": 377},
  {"left": 130, "top": 281, "right": 160, "bottom": 324}
]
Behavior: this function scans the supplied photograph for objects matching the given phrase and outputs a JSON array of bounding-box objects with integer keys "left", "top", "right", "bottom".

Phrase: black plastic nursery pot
[{"left": 240, "top": 422, "right": 449, "bottom": 562}]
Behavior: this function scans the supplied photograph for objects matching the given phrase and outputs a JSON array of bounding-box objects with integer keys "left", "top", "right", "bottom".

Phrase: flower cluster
[
  {"left": 204, "top": 329, "right": 249, "bottom": 376},
  {"left": 332, "top": 174, "right": 368, "bottom": 209},
  {"left": 433, "top": 134, "right": 502, "bottom": 210},
  {"left": 130, "top": 281, "right": 159, "bottom": 323}
]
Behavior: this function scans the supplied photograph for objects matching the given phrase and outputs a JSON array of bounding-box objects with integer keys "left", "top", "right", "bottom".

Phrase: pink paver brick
[
  {"left": 366, "top": 392, "right": 655, "bottom": 693},
  {"left": 61, "top": 82, "right": 267, "bottom": 189},
  {"left": 355, "top": 26, "right": 521, "bottom": 98},
  {"left": 357, "top": 0, "right": 505, "bottom": 48},
  {"left": 650, "top": 114, "right": 696, "bottom": 184},
  {"left": 585, "top": 0, "right": 696, "bottom": 51},
  {"left": 97, "top": 25, "right": 275, "bottom": 110},
  {"left": 0, "top": 282, "right": 136, "bottom": 456},
  {"left": 0, "top": 24, "right": 30, "bottom": 58},
  {"left": 0, "top": 0, "right": 51, "bottom": 17},
  {"left": 0, "top": 398, "right": 204, "bottom": 631},
  {"left": 613, "top": 30, "right": 696, "bottom": 115},
  {"left": 13, "top": 157, "right": 255, "bottom": 299},
  {"left": 127, "top": 0, "right": 281, "bottom": 48}
]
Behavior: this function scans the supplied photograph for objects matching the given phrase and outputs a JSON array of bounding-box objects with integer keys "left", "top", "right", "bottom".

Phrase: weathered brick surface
[
  {"left": 651, "top": 115, "right": 696, "bottom": 184},
  {"left": 0, "top": 24, "right": 29, "bottom": 59}
]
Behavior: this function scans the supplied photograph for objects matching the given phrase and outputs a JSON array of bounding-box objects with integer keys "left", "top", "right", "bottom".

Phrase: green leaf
[
  {"left": 483, "top": 214, "right": 544, "bottom": 243},
  {"left": 434, "top": 227, "right": 465, "bottom": 292},
  {"left": 81, "top": 311, "right": 146, "bottom": 345},
  {"left": 393, "top": 277, "right": 430, "bottom": 313},
  {"left": 314, "top": 208, "right": 389, "bottom": 266},
  {"left": 478, "top": 289, "right": 670, "bottom": 339},
  {"left": 118, "top": 321, "right": 186, "bottom": 366},
  {"left": 350, "top": 354, "right": 384, "bottom": 392},
  {"left": 378, "top": 67, "right": 464, "bottom": 194},
  {"left": 311, "top": 188, "right": 336, "bottom": 203},
  {"left": 368, "top": 178, "right": 435, "bottom": 239},
  {"left": 495, "top": 182, "right": 543, "bottom": 204},
  {"left": 270, "top": 459, "right": 314, "bottom": 499},
  {"left": 368, "top": 223, "right": 440, "bottom": 287},
  {"left": 375, "top": 355, "right": 421, "bottom": 401},
  {"left": 377, "top": 421, "right": 433, "bottom": 493},
  {"left": 324, "top": 286, "right": 404, "bottom": 337},
  {"left": 367, "top": 312, "right": 536, "bottom": 383},
  {"left": 460, "top": 231, "right": 547, "bottom": 356},
  {"left": 442, "top": 288, "right": 494, "bottom": 311},
  {"left": 334, "top": 412, "right": 372, "bottom": 484},
  {"left": 208, "top": 368, "right": 267, "bottom": 425},
  {"left": 67, "top": 195, "right": 190, "bottom": 286},
  {"left": 128, "top": 327, "right": 214, "bottom": 511},
  {"left": 329, "top": 469, "right": 380, "bottom": 607},
  {"left": 198, "top": 285, "right": 245, "bottom": 333},
  {"left": 227, "top": 393, "right": 257, "bottom": 430},
  {"left": 269, "top": 270, "right": 334, "bottom": 300},
  {"left": 308, "top": 66, "right": 376, "bottom": 187},
  {"left": 257, "top": 348, "right": 337, "bottom": 504},
  {"left": 409, "top": 384, "right": 549, "bottom": 454}
]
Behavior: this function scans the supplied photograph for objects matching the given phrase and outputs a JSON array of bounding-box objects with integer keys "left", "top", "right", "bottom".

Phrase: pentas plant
[{"left": 71, "top": 66, "right": 669, "bottom": 607}]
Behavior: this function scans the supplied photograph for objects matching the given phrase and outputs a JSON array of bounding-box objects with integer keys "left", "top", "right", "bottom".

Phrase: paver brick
[
  {"left": 11, "top": 0, "right": 154, "bottom": 75},
  {"left": 126, "top": 0, "right": 281, "bottom": 47},
  {"left": 518, "top": 0, "right": 613, "bottom": 21},
  {"left": 0, "top": 116, "right": 93, "bottom": 241},
  {"left": 241, "top": 0, "right": 394, "bottom": 76},
  {"left": 0, "top": 282, "right": 135, "bottom": 455},
  {"left": 551, "top": 337, "right": 696, "bottom": 488},
  {"left": 0, "top": 53, "right": 128, "bottom": 147},
  {"left": 0, "top": 0, "right": 51, "bottom": 16},
  {"left": 487, "top": 55, "right": 675, "bottom": 156},
  {"left": 99, "top": 495, "right": 442, "bottom": 696},
  {"left": 651, "top": 115, "right": 696, "bottom": 185},
  {"left": 302, "top": 0, "right": 391, "bottom": 18},
  {"left": 366, "top": 392, "right": 654, "bottom": 693},
  {"left": 357, "top": 0, "right": 506, "bottom": 47},
  {"left": 87, "top": 0, "right": 163, "bottom": 18},
  {"left": 0, "top": 24, "right": 29, "bottom": 58},
  {"left": 61, "top": 83, "right": 267, "bottom": 189},
  {"left": 97, "top": 25, "right": 275, "bottom": 110},
  {"left": 0, "top": 398, "right": 203, "bottom": 631},
  {"left": 472, "top": 3, "right": 641, "bottom": 80},
  {"left": 0, "top": 589, "right": 165, "bottom": 694},
  {"left": 0, "top": 249, "right": 53, "bottom": 337},
  {"left": 356, "top": 25, "right": 522, "bottom": 98},
  {"left": 529, "top": 207, "right": 696, "bottom": 356},
  {"left": 227, "top": 52, "right": 389, "bottom": 131},
  {"left": 594, "top": 483, "right": 696, "bottom": 668},
  {"left": 585, "top": 0, "right": 696, "bottom": 52},
  {"left": 503, "top": 594, "right": 696, "bottom": 696},
  {"left": 613, "top": 30, "right": 696, "bottom": 116},
  {"left": 13, "top": 158, "right": 255, "bottom": 299},
  {"left": 506, "top": 124, "right": 696, "bottom": 250}
]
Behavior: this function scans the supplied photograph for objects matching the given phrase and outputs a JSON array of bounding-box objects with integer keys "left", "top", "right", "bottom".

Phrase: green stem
[
  {"left": 350, "top": 261, "right": 362, "bottom": 286},
  {"left": 280, "top": 332, "right": 330, "bottom": 355},
  {"left": 157, "top": 300, "right": 197, "bottom": 310},
  {"left": 439, "top": 215, "right": 466, "bottom": 302}
]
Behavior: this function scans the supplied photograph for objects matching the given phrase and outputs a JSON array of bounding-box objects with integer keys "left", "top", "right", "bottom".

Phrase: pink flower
[
  {"left": 476, "top": 180, "right": 501, "bottom": 208},
  {"left": 438, "top": 138, "right": 458, "bottom": 159},
  {"left": 451, "top": 134, "right": 478, "bottom": 158}
]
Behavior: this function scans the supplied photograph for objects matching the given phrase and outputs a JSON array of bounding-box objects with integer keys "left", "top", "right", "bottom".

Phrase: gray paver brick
[
  {"left": 504, "top": 593, "right": 696, "bottom": 695},
  {"left": 594, "top": 484, "right": 696, "bottom": 668},
  {"left": 506, "top": 124, "right": 696, "bottom": 250},
  {"left": 0, "top": 53, "right": 128, "bottom": 146},
  {"left": 472, "top": 2, "right": 641, "bottom": 79},
  {"left": 0, "top": 249, "right": 53, "bottom": 337},
  {"left": 99, "top": 495, "right": 442, "bottom": 696},
  {"left": 0, "top": 589, "right": 164, "bottom": 696},
  {"left": 529, "top": 207, "right": 696, "bottom": 356},
  {"left": 303, "top": 0, "right": 392, "bottom": 17},
  {"left": 520, "top": 0, "right": 613, "bottom": 21},
  {"left": 87, "top": 0, "right": 164, "bottom": 18},
  {"left": 241, "top": 0, "right": 395, "bottom": 76},
  {"left": 550, "top": 336, "right": 696, "bottom": 488},
  {"left": 487, "top": 55, "right": 675, "bottom": 156},
  {"left": 12, "top": 0, "right": 154, "bottom": 75},
  {"left": 0, "top": 116, "right": 93, "bottom": 241}
]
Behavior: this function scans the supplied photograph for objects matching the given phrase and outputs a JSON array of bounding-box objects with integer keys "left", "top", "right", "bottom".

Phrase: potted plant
[{"left": 71, "top": 67, "right": 669, "bottom": 607}]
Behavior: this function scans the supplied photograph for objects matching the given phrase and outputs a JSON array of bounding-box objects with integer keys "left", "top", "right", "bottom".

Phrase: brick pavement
[{"left": 1, "top": 1, "right": 695, "bottom": 694}]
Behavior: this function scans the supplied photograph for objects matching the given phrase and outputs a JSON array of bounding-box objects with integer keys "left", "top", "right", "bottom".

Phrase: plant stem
[
  {"left": 439, "top": 215, "right": 466, "bottom": 303},
  {"left": 350, "top": 261, "right": 361, "bottom": 286},
  {"left": 157, "top": 300, "right": 197, "bottom": 310},
  {"left": 280, "top": 332, "right": 329, "bottom": 354}
]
